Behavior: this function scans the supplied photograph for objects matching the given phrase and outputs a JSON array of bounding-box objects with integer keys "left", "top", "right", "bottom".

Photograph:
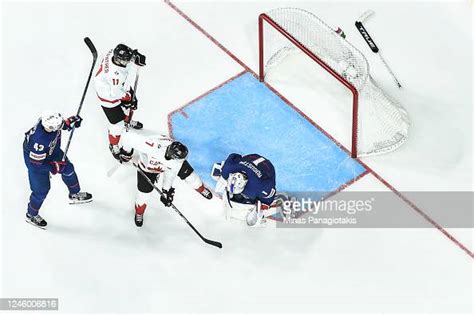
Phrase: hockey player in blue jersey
[
  {"left": 211, "top": 153, "right": 277, "bottom": 226},
  {"left": 23, "top": 111, "right": 92, "bottom": 228}
]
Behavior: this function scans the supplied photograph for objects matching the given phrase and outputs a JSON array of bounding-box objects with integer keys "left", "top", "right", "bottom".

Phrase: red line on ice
[
  {"left": 164, "top": 0, "right": 473, "bottom": 258},
  {"left": 164, "top": 0, "right": 249, "bottom": 72},
  {"left": 276, "top": 170, "right": 371, "bottom": 222}
]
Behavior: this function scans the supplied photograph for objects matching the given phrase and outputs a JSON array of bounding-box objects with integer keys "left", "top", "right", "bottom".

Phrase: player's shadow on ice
[
  {"left": 46, "top": 196, "right": 324, "bottom": 263},
  {"left": 214, "top": 219, "right": 324, "bottom": 270},
  {"left": 48, "top": 200, "right": 203, "bottom": 251}
]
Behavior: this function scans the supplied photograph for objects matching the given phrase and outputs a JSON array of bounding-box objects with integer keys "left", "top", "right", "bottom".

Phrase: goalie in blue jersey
[{"left": 212, "top": 153, "right": 281, "bottom": 226}]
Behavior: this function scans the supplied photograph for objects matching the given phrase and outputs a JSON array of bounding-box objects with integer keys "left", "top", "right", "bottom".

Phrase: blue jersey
[
  {"left": 221, "top": 153, "right": 276, "bottom": 206},
  {"left": 23, "top": 120, "right": 63, "bottom": 171}
]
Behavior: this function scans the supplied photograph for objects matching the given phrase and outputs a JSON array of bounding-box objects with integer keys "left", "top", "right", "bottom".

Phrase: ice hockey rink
[{"left": 1, "top": 0, "right": 472, "bottom": 313}]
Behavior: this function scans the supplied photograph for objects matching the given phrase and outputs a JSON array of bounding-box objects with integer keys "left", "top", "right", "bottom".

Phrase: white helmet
[
  {"left": 227, "top": 172, "right": 248, "bottom": 194},
  {"left": 41, "top": 111, "right": 63, "bottom": 132}
]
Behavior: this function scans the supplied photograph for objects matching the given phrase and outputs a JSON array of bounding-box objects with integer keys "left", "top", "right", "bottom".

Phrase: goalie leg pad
[{"left": 223, "top": 193, "right": 256, "bottom": 221}]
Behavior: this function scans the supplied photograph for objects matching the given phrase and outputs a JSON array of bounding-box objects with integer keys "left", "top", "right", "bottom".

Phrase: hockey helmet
[
  {"left": 41, "top": 111, "right": 63, "bottom": 132},
  {"left": 227, "top": 172, "right": 248, "bottom": 195},
  {"left": 113, "top": 44, "right": 133, "bottom": 66},
  {"left": 165, "top": 141, "right": 188, "bottom": 160}
]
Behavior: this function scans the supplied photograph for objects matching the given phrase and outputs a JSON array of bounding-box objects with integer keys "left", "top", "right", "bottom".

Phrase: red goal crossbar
[{"left": 258, "top": 13, "right": 360, "bottom": 158}]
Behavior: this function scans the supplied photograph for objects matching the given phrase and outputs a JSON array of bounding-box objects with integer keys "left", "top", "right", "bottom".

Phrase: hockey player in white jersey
[
  {"left": 119, "top": 133, "right": 213, "bottom": 227},
  {"left": 94, "top": 43, "right": 146, "bottom": 161}
]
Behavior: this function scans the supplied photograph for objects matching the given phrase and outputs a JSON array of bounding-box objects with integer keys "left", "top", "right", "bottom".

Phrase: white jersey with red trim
[
  {"left": 94, "top": 49, "right": 135, "bottom": 108},
  {"left": 122, "top": 133, "right": 185, "bottom": 190}
]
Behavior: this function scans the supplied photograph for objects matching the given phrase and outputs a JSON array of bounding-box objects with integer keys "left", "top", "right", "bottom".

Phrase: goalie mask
[
  {"left": 41, "top": 111, "right": 63, "bottom": 132},
  {"left": 227, "top": 172, "right": 248, "bottom": 195}
]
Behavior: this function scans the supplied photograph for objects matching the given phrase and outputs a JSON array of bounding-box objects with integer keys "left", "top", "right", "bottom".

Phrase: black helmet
[
  {"left": 113, "top": 44, "right": 133, "bottom": 66},
  {"left": 165, "top": 141, "right": 188, "bottom": 160}
]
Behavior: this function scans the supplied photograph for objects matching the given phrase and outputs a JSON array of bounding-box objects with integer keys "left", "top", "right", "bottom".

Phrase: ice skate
[
  {"left": 25, "top": 213, "right": 47, "bottom": 229},
  {"left": 69, "top": 192, "right": 93, "bottom": 204}
]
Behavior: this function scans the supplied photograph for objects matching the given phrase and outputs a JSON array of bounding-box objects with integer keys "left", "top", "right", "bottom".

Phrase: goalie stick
[
  {"left": 62, "top": 37, "right": 98, "bottom": 161},
  {"left": 134, "top": 163, "right": 223, "bottom": 249},
  {"left": 355, "top": 10, "right": 402, "bottom": 89}
]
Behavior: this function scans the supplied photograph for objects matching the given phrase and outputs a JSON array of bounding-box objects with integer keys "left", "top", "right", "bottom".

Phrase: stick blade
[
  {"left": 205, "top": 239, "right": 223, "bottom": 249},
  {"left": 357, "top": 9, "right": 375, "bottom": 23},
  {"left": 106, "top": 164, "right": 120, "bottom": 178},
  {"left": 84, "top": 37, "right": 97, "bottom": 58}
]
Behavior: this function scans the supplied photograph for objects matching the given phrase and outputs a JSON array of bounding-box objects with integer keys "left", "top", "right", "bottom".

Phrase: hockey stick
[
  {"left": 125, "top": 68, "right": 140, "bottom": 131},
  {"left": 134, "top": 163, "right": 223, "bottom": 249},
  {"left": 62, "top": 37, "right": 98, "bottom": 160},
  {"left": 106, "top": 164, "right": 121, "bottom": 178},
  {"left": 107, "top": 71, "right": 140, "bottom": 177},
  {"left": 355, "top": 10, "right": 402, "bottom": 89},
  {"left": 107, "top": 69, "right": 140, "bottom": 178}
]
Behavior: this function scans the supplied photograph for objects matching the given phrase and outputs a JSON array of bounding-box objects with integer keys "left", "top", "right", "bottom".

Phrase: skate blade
[
  {"left": 69, "top": 199, "right": 93, "bottom": 205},
  {"left": 25, "top": 219, "right": 47, "bottom": 230}
]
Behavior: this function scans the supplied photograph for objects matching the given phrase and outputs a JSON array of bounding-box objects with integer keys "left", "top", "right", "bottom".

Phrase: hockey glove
[
  {"left": 110, "top": 145, "right": 133, "bottom": 164},
  {"left": 50, "top": 161, "right": 67, "bottom": 175},
  {"left": 128, "top": 88, "right": 138, "bottom": 110},
  {"left": 132, "top": 50, "right": 146, "bottom": 66},
  {"left": 128, "top": 87, "right": 135, "bottom": 100},
  {"left": 160, "top": 187, "right": 175, "bottom": 207},
  {"left": 109, "top": 145, "right": 124, "bottom": 163},
  {"left": 64, "top": 115, "right": 82, "bottom": 130},
  {"left": 119, "top": 148, "right": 134, "bottom": 163},
  {"left": 128, "top": 98, "right": 138, "bottom": 110},
  {"left": 121, "top": 94, "right": 138, "bottom": 110},
  {"left": 246, "top": 201, "right": 268, "bottom": 227}
]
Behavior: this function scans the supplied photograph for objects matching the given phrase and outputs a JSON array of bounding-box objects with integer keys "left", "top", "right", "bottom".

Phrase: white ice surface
[
  {"left": 1, "top": 1, "right": 472, "bottom": 314},
  {"left": 178, "top": 0, "right": 473, "bottom": 260}
]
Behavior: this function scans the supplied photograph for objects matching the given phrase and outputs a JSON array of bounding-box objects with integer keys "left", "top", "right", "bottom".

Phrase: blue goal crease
[{"left": 169, "top": 72, "right": 366, "bottom": 194}]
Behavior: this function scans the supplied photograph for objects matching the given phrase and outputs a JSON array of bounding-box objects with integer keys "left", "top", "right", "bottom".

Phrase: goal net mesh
[{"left": 262, "top": 7, "right": 409, "bottom": 156}]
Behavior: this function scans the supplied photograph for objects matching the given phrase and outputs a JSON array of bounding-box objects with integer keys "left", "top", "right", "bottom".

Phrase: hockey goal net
[{"left": 258, "top": 8, "right": 409, "bottom": 158}]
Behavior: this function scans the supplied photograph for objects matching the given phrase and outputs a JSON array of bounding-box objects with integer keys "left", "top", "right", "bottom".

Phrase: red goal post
[
  {"left": 259, "top": 12, "right": 359, "bottom": 158},
  {"left": 258, "top": 8, "right": 409, "bottom": 158}
]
